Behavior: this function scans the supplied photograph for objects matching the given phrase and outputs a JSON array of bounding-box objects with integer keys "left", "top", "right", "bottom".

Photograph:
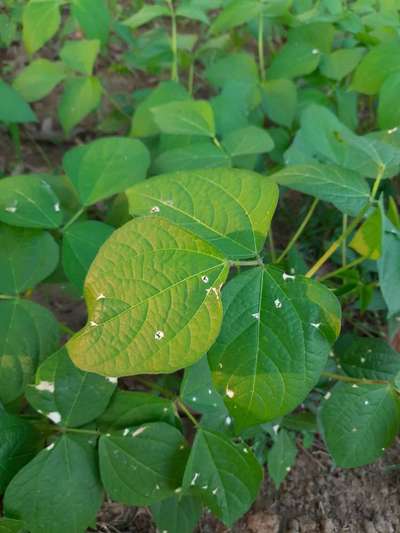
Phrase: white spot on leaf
[
  {"left": 226, "top": 388, "right": 235, "bottom": 398},
  {"left": 388, "top": 127, "right": 398, "bottom": 134},
  {"left": 106, "top": 376, "right": 118, "bottom": 384},
  {"left": 201, "top": 275, "right": 209, "bottom": 284},
  {"left": 132, "top": 426, "right": 147, "bottom": 437},
  {"left": 311, "top": 322, "right": 321, "bottom": 329},
  {"left": 282, "top": 272, "right": 295, "bottom": 281},
  {"left": 54, "top": 202, "right": 60, "bottom": 212},
  {"left": 46, "top": 442, "right": 55, "bottom": 451},
  {"left": 47, "top": 411, "right": 61, "bottom": 424},
  {"left": 312, "top": 48, "right": 320, "bottom": 54},
  {"left": 123, "top": 428, "right": 129, "bottom": 436},
  {"left": 36, "top": 381, "right": 54, "bottom": 393},
  {"left": 324, "top": 392, "right": 331, "bottom": 400},
  {"left": 252, "top": 312, "right": 260, "bottom": 320},
  {"left": 274, "top": 298, "right": 282, "bottom": 309},
  {"left": 225, "top": 416, "right": 232, "bottom": 425},
  {"left": 96, "top": 293, "right": 106, "bottom": 300},
  {"left": 155, "top": 330, "right": 165, "bottom": 340},
  {"left": 272, "top": 424, "right": 280, "bottom": 434},
  {"left": 89, "top": 321, "right": 98, "bottom": 327},
  {"left": 191, "top": 472, "right": 200, "bottom": 485},
  {"left": 150, "top": 206, "right": 160, "bottom": 213}
]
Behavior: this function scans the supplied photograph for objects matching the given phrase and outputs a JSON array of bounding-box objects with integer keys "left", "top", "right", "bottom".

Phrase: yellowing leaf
[{"left": 350, "top": 207, "right": 383, "bottom": 260}]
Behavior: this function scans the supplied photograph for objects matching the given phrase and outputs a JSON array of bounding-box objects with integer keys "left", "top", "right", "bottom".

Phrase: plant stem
[
  {"left": 229, "top": 258, "right": 263, "bottom": 267},
  {"left": 0, "top": 294, "right": 16, "bottom": 300},
  {"left": 188, "top": 62, "right": 194, "bottom": 95},
  {"left": 61, "top": 207, "right": 85, "bottom": 233},
  {"left": 277, "top": 198, "right": 319, "bottom": 263},
  {"left": 257, "top": 11, "right": 266, "bottom": 82},
  {"left": 57, "top": 426, "right": 100, "bottom": 436},
  {"left": 319, "top": 256, "right": 365, "bottom": 282},
  {"left": 306, "top": 165, "right": 385, "bottom": 278},
  {"left": 176, "top": 399, "right": 199, "bottom": 427},
  {"left": 9, "top": 123, "right": 22, "bottom": 163},
  {"left": 341, "top": 214, "right": 348, "bottom": 267},
  {"left": 167, "top": 0, "right": 179, "bottom": 81},
  {"left": 322, "top": 371, "right": 387, "bottom": 386},
  {"left": 269, "top": 230, "right": 276, "bottom": 262},
  {"left": 306, "top": 203, "right": 369, "bottom": 278}
]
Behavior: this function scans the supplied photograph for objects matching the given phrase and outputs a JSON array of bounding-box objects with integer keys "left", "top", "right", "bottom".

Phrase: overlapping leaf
[
  {"left": 209, "top": 266, "right": 341, "bottom": 431},
  {"left": 67, "top": 217, "right": 229, "bottom": 376},
  {"left": 127, "top": 168, "right": 278, "bottom": 259}
]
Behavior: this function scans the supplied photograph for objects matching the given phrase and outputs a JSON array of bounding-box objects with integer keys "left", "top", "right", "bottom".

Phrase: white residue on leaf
[
  {"left": 106, "top": 376, "right": 118, "bottom": 384},
  {"left": 132, "top": 426, "right": 147, "bottom": 438},
  {"left": 36, "top": 380, "right": 55, "bottom": 393},
  {"left": 352, "top": 384, "right": 359, "bottom": 388},
  {"left": 324, "top": 392, "right": 331, "bottom": 400},
  {"left": 5, "top": 202, "right": 17, "bottom": 213},
  {"left": 360, "top": 357, "right": 366, "bottom": 363},
  {"left": 46, "top": 442, "right": 55, "bottom": 451},
  {"left": 311, "top": 322, "right": 321, "bottom": 329},
  {"left": 352, "top": 427, "right": 357, "bottom": 432},
  {"left": 192, "top": 396, "right": 197, "bottom": 402},
  {"left": 208, "top": 389, "right": 212, "bottom": 395},
  {"left": 252, "top": 312, "right": 260, "bottom": 320},
  {"left": 150, "top": 206, "right": 160, "bottom": 213},
  {"left": 191, "top": 472, "right": 200, "bottom": 485},
  {"left": 123, "top": 428, "right": 129, "bottom": 436},
  {"left": 388, "top": 127, "right": 398, "bottom": 134},
  {"left": 312, "top": 48, "right": 320, "bottom": 54},
  {"left": 212, "top": 488, "right": 218, "bottom": 495},
  {"left": 201, "top": 275, "right": 209, "bottom": 284},
  {"left": 47, "top": 411, "right": 61, "bottom": 424},
  {"left": 274, "top": 299, "right": 282, "bottom": 309},
  {"left": 54, "top": 202, "right": 61, "bottom": 212},
  {"left": 89, "top": 321, "right": 98, "bottom": 327},
  {"left": 364, "top": 400, "right": 369, "bottom": 405},
  {"left": 286, "top": 466, "right": 291, "bottom": 472},
  {"left": 282, "top": 272, "right": 295, "bottom": 281},
  {"left": 154, "top": 330, "right": 165, "bottom": 340},
  {"left": 96, "top": 293, "right": 106, "bottom": 300},
  {"left": 225, "top": 387, "right": 235, "bottom": 398},
  {"left": 272, "top": 424, "right": 280, "bottom": 434},
  {"left": 225, "top": 416, "right": 232, "bottom": 425}
]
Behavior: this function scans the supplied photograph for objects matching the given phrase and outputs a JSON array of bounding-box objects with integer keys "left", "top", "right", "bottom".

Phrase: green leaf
[
  {"left": 268, "top": 163, "right": 370, "bottom": 216},
  {"left": 63, "top": 136, "right": 150, "bottom": 206},
  {"left": 123, "top": 5, "right": 169, "bottom": 28},
  {"left": 127, "top": 168, "right": 278, "bottom": 259},
  {"left": 182, "top": 428, "right": 263, "bottom": 526},
  {"left": 97, "top": 390, "right": 179, "bottom": 431},
  {"left": 319, "top": 383, "right": 400, "bottom": 467},
  {"left": 350, "top": 207, "right": 383, "bottom": 259},
  {"left": 294, "top": 104, "right": 400, "bottom": 179},
  {"left": 0, "top": 175, "right": 62, "bottom": 228},
  {"left": 378, "top": 71, "right": 400, "bottom": 130},
  {"left": 131, "top": 81, "right": 190, "bottom": 138},
  {"left": 26, "top": 346, "right": 116, "bottom": 427},
  {"left": 267, "top": 429, "right": 298, "bottom": 488},
  {"left": 210, "top": 0, "right": 262, "bottom": 33},
  {"left": 150, "top": 494, "right": 203, "bottom": 533},
  {"left": 4, "top": 434, "right": 103, "bottom": 533},
  {"left": 378, "top": 216, "right": 400, "bottom": 317},
  {"left": 60, "top": 39, "right": 100, "bottom": 75},
  {"left": 58, "top": 76, "right": 102, "bottom": 135},
  {"left": 22, "top": 0, "right": 61, "bottom": 54},
  {"left": 320, "top": 47, "right": 364, "bottom": 81},
  {"left": 0, "top": 80, "right": 37, "bottom": 123},
  {"left": 151, "top": 100, "right": 215, "bottom": 137},
  {"left": 261, "top": 79, "right": 297, "bottom": 128},
  {"left": 209, "top": 266, "right": 341, "bottom": 431},
  {"left": 67, "top": 217, "right": 229, "bottom": 376},
  {"left": 0, "top": 225, "right": 59, "bottom": 296},
  {"left": 176, "top": 4, "right": 209, "bottom": 23},
  {"left": 0, "top": 299, "right": 59, "bottom": 404},
  {"left": 153, "top": 142, "right": 231, "bottom": 173},
  {"left": 70, "top": 0, "right": 110, "bottom": 46},
  {"left": 0, "top": 518, "right": 25, "bottom": 533},
  {"left": 62, "top": 221, "right": 114, "bottom": 291},
  {"left": 13, "top": 59, "right": 66, "bottom": 102},
  {"left": 268, "top": 42, "right": 321, "bottom": 79},
  {"left": 222, "top": 126, "right": 274, "bottom": 157},
  {"left": 205, "top": 53, "right": 258, "bottom": 89},
  {"left": 336, "top": 335, "right": 400, "bottom": 381},
  {"left": 0, "top": 412, "right": 41, "bottom": 493},
  {"left": 351, "top": 40, "right": 400, "bottom": 95},
  {"left": 99, "top": 422, "right": 188, "bottom": 505},
  {"left": 181, "top": 356, "right": 225, "bottom": 415}
]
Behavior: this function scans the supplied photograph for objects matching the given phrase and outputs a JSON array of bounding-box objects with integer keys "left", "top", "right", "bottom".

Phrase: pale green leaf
[
  {"left": 0, "top": 80, "right": 37, "bottom": 123},
  {"left": 0, "top": 225, "right": 59, "bottom": 296},
  {"left": 210, "top": 0, "right": 262, "bottom": 33},
  {"left": 123, "top": 5, "right": 169, "bottom": 28},
  {"left": 62, "top": 220, "right": 114, "bottom": 292},
  {"left": 378, "top": 216, "right": 400, "bottom": 317},
  {"left": 70, "top": 0, "right": 110, "bottom": 46},
  {"left": 0, "top": 299, "right": 59, "bottom": 405},
  {"left": 22, "top": 0, "right": 61, "bottom": 54},
  {"left": 320, "top": 47, "right": 364, "bottom": 81},
  {"left": 176, "top": 4, "right": 209, "bottom": 23},
  {"left": 261, "top": 79, "right": 297, "bottom": 128},
  {"left": 0, "top": 175, "right": 63, "bottom": 228},
  {"left": 63, "top": 136, "right": 150, "bottom": 206},
  {"left": 268, "top": 163, "right": 370, "bottom": 216},
  {"left": 67, "top": 217, "right": 229, "bottom": 376},
  {"left": 209, "top": 266, "right": 341, "bottom": 431},
  {"left": 26, "top": 346, "right": 116, "bottom": 427},
  {"left": 153, "top": 142, "right": 231, "bottom": 173},
  {"left": 151, "top": 100, "right": 215, "bottom": 137},
  {"left": 319, "top": 383, "right": 400, "bottom": 467},
  {"left": 268, "top": 42, "right": 321, "bottom": 79},
  {"left": 58, "top": 76, "right": 102, "bottom": 135},
  {"left": 127, "top": 167, "right": 278, "bottom": 259},
  {"left": 13, "top": 59, "right": 66, "bottom": 102},
  {"left": 182, "top": 428, "right": 263, "bottom": 526},
  {"left": 60, "top": 39, "right": 100, "bottom": 75},
  {"left": 99, "top": 422, "right": 188, "bottom": 505},
  {"left": 222, "top": 126, "right": 274, "bottom": 157},
  {"left": 0, "top": 412, "right": 41, "bottom": 493},
  {"left": 378, "top": 71, "right": 400, "bottom": 130},
  {"left": 4, "top": 435, "right": 103, "bottom": 533},
  {"left": 205, "top": 53, "right": 258, "bottom": 88},
  {"left": 350, "top": 207, "right": 383, "bottom": 259}
]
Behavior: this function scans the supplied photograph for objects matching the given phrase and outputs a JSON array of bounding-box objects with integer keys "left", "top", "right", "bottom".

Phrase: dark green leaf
[
  {"left": 150, "top": 494, "right": 203, "bottom": 533},
  {"left": 71, "top": 0, "right": 110, "bottom": 46},
  {"left": 0, "top": 80, "right": 36, "bottom": 123},
  {"left": 267, "top": 429, "right": 298, "bottom": 488},
  {"left": 181, "top": 356, "right": 225, "bottom": 415}
]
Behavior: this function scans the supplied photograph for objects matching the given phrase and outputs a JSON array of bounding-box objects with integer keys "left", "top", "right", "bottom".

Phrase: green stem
[
  {"left": 188, "top": 62, "right": 194, "bottom": 95},
  {"left": 57, "top": 427, "right": 100, "bottom": 436},
  {"left": 176, "top": 399, "right": 199, "bottom": 427},
  {"left": 322, "top": 371, "right": 387, "bottom": 386},
  {"left": 269, "top": 230, "right": 277, "bottom": 262},
  {"left": 319, "top": 256, "right": 365, "bottom": 282},
  {"left": 61, "top": 207, "right": 85, "bottom": 233},
  {"left": 277, "top": 198, "right": 319, "bottom": 263},
  {"left": 257, "top": 11, "right": 266, "bottom": 81},
  {"left": 371, "top": 164, "right": 385, "bottom": 200},
  {"left": 0, "top": 294, "right": 16, "bottom": 300},
  {"left": 9, "top": 123, "right": 22, "bottom": 163},
  {"left": 342, "top": 214, "right": 348, "bottom": 267},
  {"left": 167, "top": 0, "right": 179, "bottom": 81}
]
